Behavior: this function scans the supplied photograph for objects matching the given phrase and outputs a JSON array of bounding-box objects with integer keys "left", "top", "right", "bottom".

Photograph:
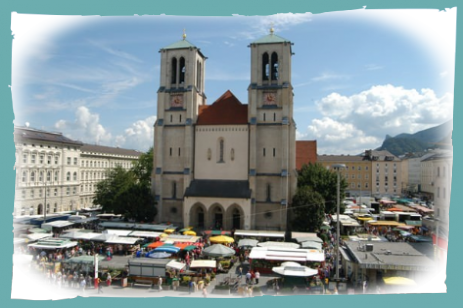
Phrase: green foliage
[
  {"left": 297, "top": 162, "right": 347, "bottom": 214},
  {"left": 290, "top": 186, "right": 325, "bottom": 232},
  {"left": 93, "top": 148, "right": 156, "bottom": 222}
]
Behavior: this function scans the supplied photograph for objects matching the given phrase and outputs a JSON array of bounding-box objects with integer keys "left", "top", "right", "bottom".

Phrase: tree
[
  {"left": 93, "top": 148, "right": 157, "bottom": 222},
  {"left": 298, "top": 162, "right": 348, "bottom": 214},
  {"left": 290, "top": 186, "right": 325, "bottom": 232}
]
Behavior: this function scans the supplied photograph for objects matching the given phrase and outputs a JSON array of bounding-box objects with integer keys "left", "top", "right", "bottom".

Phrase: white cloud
[
  {"left": 233, "top": 13, "right": 312, "bottom": 40},
  {"left": 439, "top": 70, "right": 449, "bottom": 78},
  {"left": 115, "top": 115, "right": 156, "bottom": 152},
  {"left": 11, "top": 15, "right": 43, "bottom": 32},
  {"left": 364, "top": 64, "right": 384, "bottom": 71},
  {"left": 26, "top": 36, "right": 57, "bottom": 62},
  {"left": 298, "top": 84, "right": 453, "bottom": 154},
  {"left": 311, "top": 72, "right": 351, "bottom": 82},
  {"left": 88, "top": 40, "right": 144, "bottom": 63},
  {"left": 55, "top": 106, "right": 112, "bottom": 145}
]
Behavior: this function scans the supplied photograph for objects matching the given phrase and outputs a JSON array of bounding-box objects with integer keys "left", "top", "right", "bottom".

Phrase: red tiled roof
[
  {"left": 296, "top": 140, "right": 317, "bottom": 170},
  {"left": 197, "top": 90, "right": 248, "bottom": 125}
]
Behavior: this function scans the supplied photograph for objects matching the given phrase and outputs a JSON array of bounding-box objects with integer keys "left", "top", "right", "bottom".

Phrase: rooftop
[
  {"left": 14, "top": 126, "right": 83, "bottom": 146},
  {"left": 81, "top": 144, "right": 143, "bottom": 157},
  {"left": 197, "top": 90, "right": 248, "bottom": 125}
]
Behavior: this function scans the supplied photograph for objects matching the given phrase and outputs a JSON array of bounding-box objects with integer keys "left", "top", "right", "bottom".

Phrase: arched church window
[
  {"left": 218, "top": 139, "right": 224, "bottom": 163},
  {"left": 262, "top": 52, "right": 269, "bottom": 81},
  {"left": 179, "top": 57, "right": 186, "bottom": 84},
  {"left": 207, "top": 148, "right": 212, "bottom": 161},
  {"left": 197, "top": 61, "right": 202, "bottom": 92},
  {"left": 171, "top": 57, "right": 177, "bottom": 84},
  {"left": 231, "top": 148, "right": 235, "bottom": 161},
  {"left": 271, "top": 52, "right": 279, "bottom": 80}
]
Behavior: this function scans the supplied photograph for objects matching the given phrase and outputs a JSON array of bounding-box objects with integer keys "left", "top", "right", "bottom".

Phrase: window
[
  {"left": 357, "top": 174, "right": 361, "bottom": 179},
  {"left": 231, "top": 148, "right": 235, "bottom": 161},
  {"left": 171, "top": 57, "right": 177, "bottom": 84},
  {"left": 73, "top": 172, "right": 77, "bottom": 181},
  {"left": 219, "top": 139, "right": 224, "bottom": 162},
  {"left": 169, "top": 148, "right": 172, "bottom": 156},
  {"left": 30, "top": 189, "right": 34, "bottom": 198},
  {"left": 47, "top": 171, "right": 51, "bottom": 182},
  {"left": 351, "top": 174, "right": 355, "bottom": 179},
  {"left": 74, "top": 158, "right": 77, "bottom": 165},
  {"left": 172, "top": 182, "right": 176, "bottom": 199},
  {"left": 30, "top": 171, "right": 35, "bottom": 182},
  {"left": 22, "top": 190, "right": 26, "bottom": 199},
  {"left": 273, "top": 113, "right": 276, "bottom": 121},
  {"left": 351, "top": 182, "right": 355, "bottom": 188},
  {"left": 358, "top": 166, "right": 361, "bottom": 170},
  {"left": 365, "top": 174, "right": 369, "bottom": 179},
  {"left": 437, "top": 187, "right": 440, "bottom": 198},
  {"left": 54, "top": 203, "right": 58, "bottom": 213},
  {"left": 207, "top": 148, "right": 211, "bottom": 160},
  {"left": 66, "top": 187, "right": 70, "bottom": 195},
  {"left": 23, "top": 154, "right": 27, "bottom": 163},
  {"left": 262, "top": 52, "right": 269, "bottom": 81},
  {"left": 39, "top": 155, "right": 44, "bottom": 164},
  {"left": 73, "top": 187, "right": 77, "bottom": 195},
  {"left": 39, "top": 171, "right": 43, "bottom": 182},
  {"left": 46, "top": 188, "right": 50, "bottom": 197},
  {"left": 66, "top": 172, "right": 71, "bottom": 181},
  {"left": 54, "top": 188, "right": 58, "bottom": 196},
  {"left": 47, "top": 156, "right": 51, "bottom": 164},
  {"left": 22, "top": 171, "right": 27, "bottom": 182},
  {"left": 179, "top": 115, "right": 182, "bottom": 122},
  {"left": 179, "top": 57, "right": 186, "bottom": 84},
  {"left": 67, "top": 157, "right": 71, "bottom": 165},
  {"left": 273, "top": 148, "right": 276, "bottom": 157},
  {"left": 263, "top": 148, "right": 266, "bottom": 157},
  {"left": 365, "top": 183, "right": 369, "bottom": 188},
  {"left": 55, "top": 171, "right": 59, "bottom": 182},
  {"left": 271, "top": 52, "right": 279, "bottom": 80},
  {"left": 170, "top": 115, "right": 173, "bottom": 123},
  {"left": 31, "top": 154, "right": 36, "bottom": 164},
  {"left": 178, "top": 148, "right": 181, "bottom": 156},
  {"left": 54, "top": 156, "right": 58, "bottom": 164}
]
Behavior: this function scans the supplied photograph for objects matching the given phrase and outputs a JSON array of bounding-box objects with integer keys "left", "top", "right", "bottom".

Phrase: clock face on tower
[
  {"left": 170, "top": 95, "right": 183, "bottom": 107},
  {"left": 263, "top": 92, "right": 277, "bottom": 105}
]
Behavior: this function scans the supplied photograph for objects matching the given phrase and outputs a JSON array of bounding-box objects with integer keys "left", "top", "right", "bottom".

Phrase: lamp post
[{"left": 332, "top": 164, "right": 346, "bottom": 287}]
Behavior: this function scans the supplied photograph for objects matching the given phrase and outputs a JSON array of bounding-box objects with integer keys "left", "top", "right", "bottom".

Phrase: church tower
[
  {"left": 247, "top": 28, "right": 297, "bottom": 230},
  {"left": 153, "top": 31, "right": 207, "bottom": 224}
]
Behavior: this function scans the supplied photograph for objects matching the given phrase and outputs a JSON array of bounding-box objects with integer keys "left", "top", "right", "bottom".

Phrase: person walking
[
  {"left": 96, "top": 277, "right": 103, "bottom": 294},
  {"left": 202, "top": 286, "right": 208, "bottom": 298},
  {"left": 158, "top": 276, "right": 163, "bottom": 291},
  {"left": 106, "top": 273, "right": 112, "bottom": 287},
  {"left": 80, "top": 276, "right": 86, "bottom": 295},
  {"left": 245, "top": 271, "right": 251, "bottom": 285},
  {"left": 255, "top": 270, "right": 260, "bottom": 285}
]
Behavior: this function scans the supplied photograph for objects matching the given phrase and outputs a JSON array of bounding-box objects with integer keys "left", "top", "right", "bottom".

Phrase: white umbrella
[
  {"left": 272, "top": 266, "right": 318, "bottom": 277},
  {"left": 202, "top": 244, "right": 235, "bottom": 258},
  {"left": 13, "top": 255, "right": 33, "bottom": 264},
  {"left": 281, "top": 261, "right": 302, "bottom": 267}
]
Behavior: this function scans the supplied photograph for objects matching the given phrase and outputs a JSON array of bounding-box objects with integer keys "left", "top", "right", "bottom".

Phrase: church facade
[{"left": 153, "top": 30, "right": 297, "bottom": 231}]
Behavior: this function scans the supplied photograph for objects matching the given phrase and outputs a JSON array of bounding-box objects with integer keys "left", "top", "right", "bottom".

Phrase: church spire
[
  {"left": 270, "top": 22, "right": 274, "bottom": 35},
  {"left": 183, "top": 28, "right": 187, "bottom": 40}
]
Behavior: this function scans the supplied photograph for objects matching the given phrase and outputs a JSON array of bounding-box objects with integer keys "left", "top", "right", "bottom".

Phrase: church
[{"left": 152, "top": 29, "right": 297, "bottom": 231}]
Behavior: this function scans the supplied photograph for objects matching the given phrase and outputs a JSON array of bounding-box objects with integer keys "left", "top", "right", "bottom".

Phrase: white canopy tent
[
  {"left": 272, "top": 265, "right": 318, "bottom": 277},
  {"left": 166, "top": 260, "right": 187, "bottom": 271},
  {"left": 257, "top": 241, "right": 300, "bottom": 249},
  {"left": 189, "top": 260, "right": 216, "bottom": 268},
  {"left": 104, "top": 236, "right": 140, "bottom": 245},
  {"left": 249, "top": 247, "right": 325, "bottom": 262}
]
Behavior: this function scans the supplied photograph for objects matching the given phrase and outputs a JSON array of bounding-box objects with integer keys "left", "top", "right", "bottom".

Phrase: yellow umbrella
[
  {"left": 159, "top": 233, "right": 168, "bottom": 238},
  {"left": 164, "top": 228, "right": 176, "bottom": 234},
  {"left": 383, "top": 277, "right": 416, "bottom": 286},
  {"left": 183, "top": 230, "right": 197, "bottom": 236},
  {"left": 209, "top": 235, "right": 234, "bottom": 244}
]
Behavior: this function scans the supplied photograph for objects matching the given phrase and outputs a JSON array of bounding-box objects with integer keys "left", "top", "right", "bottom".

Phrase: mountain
[{"left": 377, "top": 120, "right": 452, "bottom": 156}]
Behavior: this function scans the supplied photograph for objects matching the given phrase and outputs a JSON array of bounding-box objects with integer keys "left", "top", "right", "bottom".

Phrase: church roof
[
  {"left": 162, "top": 39, "right": 197, "bottom": 50},
  {"left": 197, "top": 90, "right": 248, "bottom": 125},
  {"left": 184, "top": 180, "right": 252, "bottom": 199},
  {"left": 252, "top": 33, "right": 291, "bottom": 44}
]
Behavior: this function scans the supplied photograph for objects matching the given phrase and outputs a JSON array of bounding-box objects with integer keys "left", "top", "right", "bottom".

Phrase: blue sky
[{"left": 11, "top": 9, "right": 455, "bottom": 154}]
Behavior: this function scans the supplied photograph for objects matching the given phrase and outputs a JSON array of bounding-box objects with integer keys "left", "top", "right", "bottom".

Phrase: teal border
[{"left": 0, "top": 1, "right": 458, "bottom": 307}]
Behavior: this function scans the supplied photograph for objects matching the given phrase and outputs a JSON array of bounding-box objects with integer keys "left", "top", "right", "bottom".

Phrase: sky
[{"left": 10, "top": 8, "right": 456, "bottom": 154}]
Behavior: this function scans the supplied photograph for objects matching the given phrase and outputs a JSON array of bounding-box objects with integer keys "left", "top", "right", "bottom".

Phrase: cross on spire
[{"left": 183, "top": 28, "right": 186, "bottom": 40}]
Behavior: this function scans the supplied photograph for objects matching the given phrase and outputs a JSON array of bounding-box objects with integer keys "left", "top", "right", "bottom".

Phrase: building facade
[
  {"left": 14, "top": 126, "right": 141, "bottom": 215},
  {"left": 317, "top": 155, "right": 373, "bottom": 197},
  {"left": 153, "top": 30, "right": 297, "bottom": 230},
  {"left": 79, "top": 144, "right": 143, "bottom": 208}
]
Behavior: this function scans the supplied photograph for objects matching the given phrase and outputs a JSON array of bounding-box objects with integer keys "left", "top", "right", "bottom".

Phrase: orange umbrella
[{"left": 147, "top": 241, "right": 165, "bottom": 249}]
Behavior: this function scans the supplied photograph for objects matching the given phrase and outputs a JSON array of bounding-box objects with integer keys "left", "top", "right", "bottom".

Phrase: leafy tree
[
  {"left": 93, "top": 148, "right": 157, "bottom": 222},
  {"left": 298, "top": 162, "right": 347, "bottom": 214},
  {"left": 290, "top": 186, "right": 325, "bottom": 232}
]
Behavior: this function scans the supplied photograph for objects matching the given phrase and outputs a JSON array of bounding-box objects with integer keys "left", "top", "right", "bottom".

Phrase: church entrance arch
[
  {"left": 189, "top": 203, "right": 207, "bottom": 229},
  {"left": 225, "top": 204, "right": 244, "bottom": 230},
  {"left": 209, "top": 204, "right": 225, "bottom": 230},
  {"left": 37, "top": 204, "right": 43, "bottom": 215}
]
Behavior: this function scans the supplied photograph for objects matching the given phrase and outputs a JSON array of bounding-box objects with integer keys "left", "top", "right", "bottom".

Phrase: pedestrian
[
  {"left": 238, "top": 266, "right": 243, "bottom": 278},
  {"left": 245, "top": 271, "right": 251, "bottom": 284},
  {"left": 97, "top": 277, "right": 103, "bottom": 294},
  {"left": 106, "top": 273, "right": 112, "bottom": 287},
  {"left": 202, "top": 287, "right": 208, "bottom": 298},
  {"left": 158, "top": 276, "right": 163, "bottom": 291},
  {"left": 255, "top": 270, "right": 260, "bottom": 285},
  {"left": 189, "top": 279, "right": 193, "bottom": 294},
  {"left": 80, "top": 276, "right": 86, "bottom": 294}
]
